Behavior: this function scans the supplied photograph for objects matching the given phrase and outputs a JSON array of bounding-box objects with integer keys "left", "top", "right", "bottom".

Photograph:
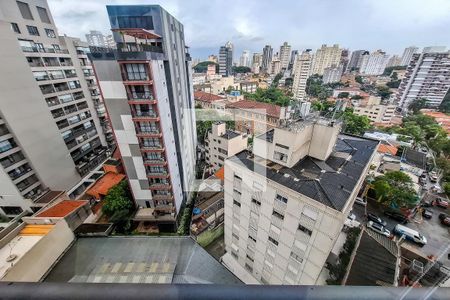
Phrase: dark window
[
  {"left": 117, "top": 16, "right": 154, "bottom": 30},
  {"left": 268, "top": 236, "right": 279, "bottom": 246},
  {"left": 234, "top": 174, "right": 242, "bottom": 181},
  {"left": 245, "top": 263, "right": 253, "bottom": 272},
  {"left": 298, "top": 224, "right": 312, "bottom": 236},
  {"left": 1, "top": 206, "right": 23, "bottom": 215},
  {"left": 275, "top": 194, "right": 288, "bottom": 204},
  {"left": 11, "top": 23, "right": 20, "bottom": 33},
  {"left": 272, "top": 210, "right": 284, "bottom": 220},
  {"left": 246, "top": 254, "right": 254, "bottom": 262},
  {"left": 290, "top": 252, "right": 304, "bottom": 263},
  {"left": 275, "top": 143, "right": 289, "bottom": 150},
  {"left": 251, "top": 198, "right": 261, "bottom": 206},
  {"left": 17, "top": 1, "right": 33, "bottom": 20},
  {"left": 232, "top": 233, "right": 239, "bottom": 240},
  {"left": 233, "top": 200, "right": 241, "bottom": 207},
  {"left": 248, "top": 235, "right": 256, "bottom": 243},
  {"left": 45, "top": 28, "right": 56, "bottom": 38},
  {"left": 27, "top": 25, "right": 39, "bottom": 36},
  {"left": 37, "top": 6, "right": 51, "bottom": 23}
]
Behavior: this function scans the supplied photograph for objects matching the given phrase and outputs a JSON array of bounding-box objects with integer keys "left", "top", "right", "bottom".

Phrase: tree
[
  {"left": 383, "top": 65, "right": 407, "bottom": 76},
  {"left": 102, "top": 181, "right": 133, "bottom": 222},
  {"left": 245, "top": 87, "right": 291, "bottom": 107},
  {"left": 408, "top": 98, "right": 428, "bottom": 114},
  {"left": 193, "top": 61, "right": 218, "bottom": 73},
  {"left": 342, "top": 110, "right": 371, "bottom": 136},
  {"left": 232, "top": 66, "right": 251, "bottom": 74},
  {"left": 338, "top": 92, "right": 350, "bottom": 98},
  {"left": 376, "top": 85, "right": 392, "bottom": 100},
  {"left": 271, "top": 73, "right": 283, "bottom": 88},
  {"left": 386, "top": 80, "right": 401, "bottom": 88},
  {"left": 351, "top": 95, "right": 364, "bottom": 100},
  {"left": 439, "top": 90, "right": 450, "bottom": 113},
  {"left": 355, "top": 75, "right": 364, "bottom": 84},
  {"left": 372, "top": 171, "right": 418, "bottom": 208},
  {"left": 443, "top": 182, "right": 450, "bottom": 197}
]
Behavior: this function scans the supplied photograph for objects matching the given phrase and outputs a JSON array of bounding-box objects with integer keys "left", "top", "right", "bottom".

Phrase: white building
[
  {"left": 223, "top": 119, "right": 378, "bottom": 284},
  {"left": 206, "top": 122, "right": 247, "bottom": 172},
  {"left": 322, "top": 64, "right": 343, "bottom": 84},
  {"left": 359, "top": 50, "right": 389, "bottom": 75},
  {"left": 354, "top": 104, "right": 396, "bottom": 124},
  {"left": 311, "top": 44, "right": 342, "bottom": 75},
  {"left": 85, "top": 30, "right": 106, "bottom": 47},
  {"left": 400, "top": 46, "right": 419, "bottom": 66},
  {"left": 279, "top": 42, "right": 291, "bottom": 71},
  {"left": 387, "top": 55, "right": 402, "bottom": 67},
  {"left": 240, "top": 50, "right": 251, "bottom": 67},
  {"left": 292, "top": 50, "right": 313, "bottom": 101},
  {"left": 270, "top": 59, "right": 281, "bottom": 75}
]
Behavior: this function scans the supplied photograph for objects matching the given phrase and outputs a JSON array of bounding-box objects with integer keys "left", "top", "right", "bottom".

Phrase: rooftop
[
  {"left": 229, "top": 135, "right": 378, "bottom": 211},
  {"left": 44, "top": 237, "right": 242, "bottom": 285},
  {"left": 36, "top": 200, "right": 89, "bottom": 218},
  {"left": 194, "top": 91, "right": 224, "bottom": 103},
  {"left": 86, "top": 172, "right": 126, "bottom": 199},
  {"left": 220, "top": 130, "right": 241, "bottom": 140},
  {"left": 226, "top": 100, "right": 282, "bottom": 118}
]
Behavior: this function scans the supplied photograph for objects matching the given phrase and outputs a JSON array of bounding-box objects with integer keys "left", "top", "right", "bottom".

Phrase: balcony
[
  {"left": 0, "top": 152, "right": 26, "bottom": 169},
  {"left": 143, "top": 159, "right": 166, "bottom": 166},
  {"left": 152, "top": 194, "right": 173, "bottom": 201},
  {"left": 147, "top": 170, "right": 169, "bottom": 178},
  {"left": 136, "top": 130, "right": 161, "bottom": 138},
  {"left": 132, "top": 111, "right": 159, "bottom": 122},
  {"left": 149, "top": 182, "right": 171, "bottom": 190},
  {"left": 17, "top": 175, "right": 40, "bottom": 192}
]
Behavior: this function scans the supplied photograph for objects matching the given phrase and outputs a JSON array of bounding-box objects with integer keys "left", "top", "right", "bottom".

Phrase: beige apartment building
[
  {"left": 223, "top": 119, "right": 378, "bottom": 284},
  {"left": 311, "top": 44, "right": 342, "bottom": 75},
  {"left": 292, "top": 50, "right": 313, "bottom": 101},
  {"left": 353, "top": 97, "right": 396, "bottom": 124},
  {"left": 205, "top": 123, "right": 247, "bottom": 172}
]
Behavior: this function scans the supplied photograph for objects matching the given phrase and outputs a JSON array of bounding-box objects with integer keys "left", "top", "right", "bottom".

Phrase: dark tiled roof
[
  {"left": 346, "top": 230, "right": 398, "bottom": 286},
  {"left": 220, "top": 130, "right": 240, "bottom": 140},
  {"left": 229, "top": 135, "right": 378, "bottom": 211},
  {"left": 402, "top": 148, "right": 427, "bottom": 169}
]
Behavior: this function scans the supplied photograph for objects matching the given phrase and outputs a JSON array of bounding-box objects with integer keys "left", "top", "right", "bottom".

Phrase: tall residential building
[
  {"left": 279, "top": 42, "right": 291, "bottom": 70},
  {"left": 387, "top": 55, "right": 402, "bottom": 67},
  {"left": 223, "top": 120, "right": 378, "bottom": 285},
  {"left": 339, "top": 49, "right": 350, "bottom": 73},
  {"left": 239, "top": 50, "right": 251, "bottom": 67},
  {"left": 288, "top": 50, "right": 298, "bottom": 71},
  {"left": 359, "top": 50, "right": 389, "bottom": 75},
  {"left": 261, "top": 45, "right": 273, "bottom": 74},
  {"left": 219, "top": 41, "right": 233, "bottom": 76},
  {"left": 400, "top": 46, "right": 419, "bottom": 66},
  {"left": 422, "top": 46, "right": 447, "bottom": 53},
  {"left": 90, "top": 5, "right": 197, "bottom": 230},
  {"left": 208, "top": 54, "right": 218, "bottom": 63},
  {"left": 346, "top": 50, "right": 365, "bottom": 72},
  {"left": 105, "top": 34, "right": 116, "bottom": 49},
  {"left": 311, "top": 44, "right": 342, "bottom": 75},
  {"left": 269, "top": 59, "right": 281, "bottom": 75},
  {"left": 0, "top": 0, "right": 109, "bottom": 216},
  {"left": 322, "top": 64, "right": 343, "bottom": 84},
  {"left": 292, "top": 50, "right": 313, "bottom": 101},
  {"left": 85, "top": 30, "right": 106, "bottom": 47},
  {"left": 397, "top": 51, "right": 450, "bottom": 109},
  {"left": 251, "top": 53, "right": 262, "bottom": 74}
]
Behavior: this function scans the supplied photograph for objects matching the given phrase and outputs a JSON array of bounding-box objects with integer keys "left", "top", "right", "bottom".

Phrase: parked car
[
  {"left": 421, "top": 200, "right": 433, "bottom": 207},
  {"left": 367, "top": 221, "right": 391, "bottom": 237},
  {"left": 435, "top": 198, "right": 449, "bottom": 209},
  {"left": 430, "top": 171, "right": 438, "bottom": 183},
  {"left": 422, "top": 209, "right": 433, "bottom": 219},
  {"left": 347, "top": 212, "right": 356, "bottom": 221},
  {"left": 439, "top": 213, "right": 449, "bottom": 221},
  {"left": 384, "top": 210, "right": 408, "bottom": 224},
  {"left": 355, "top": 197, "right": 367, "bottom": 207},
  {"left": 440, "top": 216, "right": 450, "bottom": 227},
  {"left": 393, "top": 224, "right": 427, "bottom": 246},
  {"left": 367, "top": 213, "right": 387, "bottom": 226}
]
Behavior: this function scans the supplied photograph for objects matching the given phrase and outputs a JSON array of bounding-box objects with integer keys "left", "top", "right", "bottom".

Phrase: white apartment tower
[
  {"left": 85, "top": 30, "right": 107, "bottom": 48},
  {"left": 223, "top": 120, "right": 378, "bottom": 284},
  {"left": 239, "top": 50, "right": 251, "bottom": 67},
  {"left": 311, "top": 44, "right": 342, "bottom": 75},
  {"left": 292, "top": 50, "right": 313, "bottom": 101},
  {"left": 359, "top": 50, "right": 389, "bottom": 76},
  {"left": 261, "top": 45, "right": 273, "bottom": 74},
  {"left": 400, "top": 46, "right": 419, "bottom": 66},
  {"left": 279, "top": 42, "right": 291, "bottom": 71},
  {"left": 397, "top": 50, "right": 450, "bottom": 109},
  {"left": 322, "top": 64, "right": 343, "bottom": 84}
]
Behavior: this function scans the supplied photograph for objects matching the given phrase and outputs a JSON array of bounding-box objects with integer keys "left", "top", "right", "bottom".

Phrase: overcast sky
[{"left": 48, "top": 0, "right": 450, "bottom": 60}]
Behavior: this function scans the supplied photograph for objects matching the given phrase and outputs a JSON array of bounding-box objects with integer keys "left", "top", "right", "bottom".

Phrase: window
[
  {"left": 125, "top": 64, "right": 148, "bottom": 80},
  {"left": 233, "top": 200, "right": 241, "bottom": 207},
  {"left": 17, "top": 1, "right": 33, "bottom": 20},
  {"left": 45, "top": 28, "right": 56, "bottom": 38},
  {"left": 245, "top": 263, "right": 253, "bottom": 272},
  {"left": 275, "top": 143, "right": 289, "bottom": 150},
  {"left": 37, "top": 6, "right": 51, "bottom": 23},
  {"left": 11, "top": 23, "right": 20, "bottom": 33},
  {"left": 272, "top": 210, "right": 284, "bottom": 220},
  {"left": 248, "top": 235, "right": 256, "bottom": 243},
  {"left": 251, "top": 198, "right": 261, "bottom": 206},
  {"left": 234, "top": 174, "right": 242, "bottom": 181},
  {"left": 290, "top": 252, "right": 304, "bottom": 263},
  {"left": 246, "top": 254, "right": 254, "bottom": 263},
  {"left": 117, "top": 16, "right": 154, "bottom": 30},
  {"left": 275, "top": 194, "right": 288, "bottom": 204},
  {"left": 273, "top": 151, "right": 288, "bottom": 162},
  {"left": 298, "top": 224, "right": 312, "bottom": 236},
  {"left": 232, "top": 232, "right": 239, "bottom": 240},
  {"left": 0, "top": 140, "right": 14, "bottom": 153},
  {"left": 1, "top": 206, "right": 23, "bottom": 215},
  {"left": 268, "top": 236, "right": 279, "bottom": 246},
  {"left": 26, "top": 25, "right": 39, "bottom": 36}
]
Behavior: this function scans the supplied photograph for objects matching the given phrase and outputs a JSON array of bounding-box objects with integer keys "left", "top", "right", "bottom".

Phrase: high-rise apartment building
[
  {"left": 387, "top": 55, "right": 401, "bottom": 67},
  {"left": 292, "top": 50, "right": 313, "bottom": 101},
  {"left": 288, "top": 50, "right": 298, "bottom": 71},
  {"left": 0, "top": 0, "right": 109, "bottom": 216},
  {"left": 251, "top": 52, "right": 262, "bottom": 74},
  {"left": 105, "top": 34, "right": 116, "bottom": 49},
  {"left": 346, "top": 50, "right": 365, "bottom": 72},
  {"left": 339, "top": 49, "right": 350, "bottom": 73},
  {"left": 90, "top": 5, "right": 197, "bottom": 230},
  {"left": 223, "top": 120, "right": 378, "bottom": 284},
  {"left": 311, "top": 44, "right": 342, "bottom": 75},
  {"left": 422, "top": 46, "right": 447, "bottom": 53},
  {"left": 239, "top": 50, "right": 251, "bottom": 67},
  {"left": 261, "top": 45, "right": 273, "bottom": 74},
  {"left": 279, "top": 42, "right": 291, "bottom": 70},
  {"left": 359, "top": 50, "right": 389, "bottom": 75},
  {"left": 85, "top": 30, "right": 106, "bottom": 47},
  {"left": 397, "top": 50, "right": 450, "bottom": 109},
  {"left": 322, "top": 64, "right": 343, "bottom": 84},
  {"left": 219, "top": 41, "right": 233, "bottom": 76},
  {"left": 400, "top": 46, "right": 419, "bottom": 66}
]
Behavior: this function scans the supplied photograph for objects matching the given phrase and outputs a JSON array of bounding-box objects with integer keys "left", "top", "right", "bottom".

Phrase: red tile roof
[
  {"left": 378, "top": 144, "right": 398, "bottom": 155},
  {"left": 36, "top": 200, "right": 89, "bottom": 218},
  {"left": 226, "top": 100, "right": 282, "bottom": 118},
  {"left": 194, "top": 91, "right": 224, "bottom": 103},
  {"left": 215, "top": 166, "right": 225, "bottom": 181},
  {"left": 86, "top": 172, "right": 126, "bottom": 199}
]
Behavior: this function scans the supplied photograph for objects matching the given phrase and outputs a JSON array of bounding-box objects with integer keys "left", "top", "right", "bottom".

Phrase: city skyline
[{"left": 47, "top": 0, "right": 450, "bottom": 59}]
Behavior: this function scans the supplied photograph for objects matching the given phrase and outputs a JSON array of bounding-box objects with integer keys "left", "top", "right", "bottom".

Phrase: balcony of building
[
  {"left": 0, "top": 138, "right": 18, "bottom": 157},
  {"left": 149, "top": 178, "right": 171, "bottom": 190},
  {"left": 43, "top": 57, "right": 60, "bottom": 67},
  {"left": 0, "top": 151, "right": 26, "bottom": 170},
  {"left": 113, "top": 27, "right": 165, "bottom": 60},
  {"left": 16, "top": 174, "right": 40, "bottom": 193},
  {"left": 146, "top": 166, "right": 169, "bottom": 178},
  {"left": 75, "top": 147, "right": 108, "bottom": 176},
  {"left": 64, "top": 70, "right": 77, "bottom": 78},
  {"left": 26, "top": 56, "right": 44, "bottom": 67}
]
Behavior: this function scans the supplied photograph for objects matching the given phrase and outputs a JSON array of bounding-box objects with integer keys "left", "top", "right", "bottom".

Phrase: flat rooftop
[
  {"left": 36, "top": 200, "right": 88, "bottom": 218},
  {"left": 229, "top": 135, "right": 378, "bottom": 212},
  {"left": 44, "top": 237, "right": 242, "bottom": 285},
  {"left": 220, "top": 130, "right": 240, "bottom": 140}
]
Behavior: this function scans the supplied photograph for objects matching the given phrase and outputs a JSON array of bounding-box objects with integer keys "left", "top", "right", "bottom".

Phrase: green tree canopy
[
  {"left": 338, "top": 92, "right": 350, "bottom": 98},
  {"left": 372, "top": 171, "right": 418, "bottom": 208},
  {"left": 439, "top": 90, "right": 450, "bottom": 113},
  {"left": 341, "top": 110, "right": 371, "bottom": 136},
  {"left": 232, "top": 66, "right": 251, "bottom": 74},
  {"left": 408, "top": 98, "right": 428, "bottom": 114},
  {"left": 193, "top": 61, "right": 218, "bottom": 73},
  {"left": 245, "top": 87, "right": 292, "bottom": 107},
  {"left": 355, "top": 75, "right": 364, "bottom": 84},
  {"left": 376, "top": 85, "right": 392, "bottom": 100},
  {"left": 102, "top": 181, "right": 133, "bottom": 222}
]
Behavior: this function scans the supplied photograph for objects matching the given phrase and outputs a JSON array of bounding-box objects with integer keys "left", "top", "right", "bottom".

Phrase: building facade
[
  {"left": 292, "top": 50, "right": 313, "bottom": 101},
  {"left": 239, "top": 50, "right": 251, "bottom": 67},
  {"left": 354, "top": 104, "right": 396, "bottom": 124},
  {"left": 397, "top": 51, "right": 450, "bottom": 109},
  {"left": 90, "top": 5, "right": 197, "bottom": 230},
  {"left": 85, "top": 30, "right": 106, "bottom": 48},
  {"left": 400, "top": 46, "right": 419, "bottom": 66},
  {"left": 223, "top": 120, "right": 378, "bottom": 284},
  {"left": 346, "top": 50, "right": 365, "bottom": 72},
  {"left": 261, "top": 45, "right": 273, "bottom": 74},
  {"left": 359, "top": 50, "right": 389, "bottom": 75},
  {"left": 311, "top": 44, "right": 342, "bottom": 75},
  {"left": 322, "top": 64, "right": 343, "bottom": 84},
  {"left": 279, "top": 42, "right": 291, "bottom": 71},
  {"left": 0, "top": 0, "right": 109, "bottom": 216},
  {"left": 219, "top": 41, "right": 233, "bottom": 77}
]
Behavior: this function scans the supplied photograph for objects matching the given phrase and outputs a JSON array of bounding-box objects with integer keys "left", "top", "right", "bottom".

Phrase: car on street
[
  {"left": 435, "top": 198, "right": 449, "bottom": 209},
  {"left": 440, "top": 216, "right": 450, "bottom": 227},
  {"left": 422, "top": 209, "right": 433, "bottom": 219},
  {"left": 367, "top": 221, "right": 391, "bottom": 237},
  {"left": 421, "top": 199, "right": 433, "bottom": 207},
  {"left": 394, "top": 224, "right": 427, "bottom": 246},
  {"left": 384, "top": 210, "right": 408, "bottom": 224},
  {"left": 430, "top": 171, "right": 438, "bottom": 183},
  {"left": 347, "top": 212, "right": 356, "bottom": 221},
  {"left": 439, "top": 213, "right": 449, "bottom": 221},
  {"left": 367, "top": 213, "right": 387, "bottom": 226},
  {"left": 355, "top": 197, "right": 367, "bottom": 207}
]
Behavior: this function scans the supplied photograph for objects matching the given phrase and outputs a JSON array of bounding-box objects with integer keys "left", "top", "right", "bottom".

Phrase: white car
[
  {"left": 367, "top": 221, "right": 391, "bottom": 237},
  {"left": 355, "top": 197, "right": 367, "bottom": 207},
  {"left": 347, "top": 212, "right": 356, "bottom": 221}
]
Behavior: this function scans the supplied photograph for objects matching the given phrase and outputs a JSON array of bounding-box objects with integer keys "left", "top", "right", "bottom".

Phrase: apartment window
[
  {"left": 45, "top": 28, "right": 56, "bottom": 38},
  {"left": 272, "top": 210, "right": 284, "bottom": 220},
  {"left": 0, "top": 140, "right": 13, "bottom": 153},
  {"left": 233, "top": 199, "right": 241, "bottom": 207},
  {"left": 248, "top": 235, "right": 256, "bottom": 243},
  {"left": 11, "top": 23, "right": 20, "bottom": 33},
  {"left": 26, "top": 25, "right": 39, "bottom": 36},
  {"left": 125, "top": 64, "right": 148, "bottom": 81},
  {"left": 117, "top": 16, "right": 154, "bottom": 30},
  {"left": 17, "top": 1, "right": 33, "bottom": 20},
  {"left": 275, "top": 143, "right": 289, "bottom": 150},
  {"left": 298, "top": 224, "right": 312, "bottom": 236},
  {"left": 273, "top": 151, "right": 288, "bottom": 162},
  {"left": 231, "top": 251, "right": 238, "bottom": 259},
  {"left": 67, "top": 115, "right": 80, "bottom": 125},
  {"left": 251, "top": 198, "right": 261, "bottom": 206},
  {"left": 234, "top": 174, "right": 242, "bottom": 181},
  {"left": 232, "top": 232, "right": 239, "bottom": 240},
  {"left": 290, "top": 252, "right": 304, "bottom": 263},
  {"left": 37, "top": 6, "right": 51, "bottom": 23},
  {"left": 245, "top": 263, "right": 253, "bottom": 272},
  {"left": 246, "top": 254, "right": 254, "bottom": 263},
  {"left": 268, "top": 236, "right": 279, "bottom": 246},
  {"left": 1, "top": 206, "right": 23, "bottom": 215},
  {"left": 275, "top": 194, "right": 288, "bottom": 204}
]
